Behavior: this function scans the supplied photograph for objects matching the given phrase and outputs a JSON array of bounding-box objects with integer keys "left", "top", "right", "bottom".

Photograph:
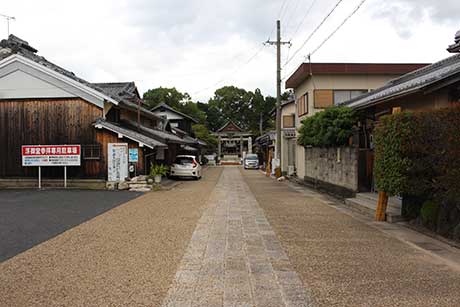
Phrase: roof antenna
[{"left": 0, "top": 14, "right": 16, "bottom": 37}]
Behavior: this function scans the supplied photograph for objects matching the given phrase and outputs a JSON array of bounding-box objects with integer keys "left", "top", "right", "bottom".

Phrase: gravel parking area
[
  {"left": 0, "top": 189, "right": 141, "bottom": 262},
  {"left": 242, "top": 169, "right": 460, "bottom": 307},
  {"left": 0, "top": 167, "right": 222, "bottom": 307}
]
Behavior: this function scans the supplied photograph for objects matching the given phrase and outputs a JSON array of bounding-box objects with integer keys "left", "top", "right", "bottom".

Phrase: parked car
[
  {"left": 170, "top": 155, "right": 202, "bottom": 180},
  {"left": 244, "top": 154, "right": 259, "bottom": 169}
]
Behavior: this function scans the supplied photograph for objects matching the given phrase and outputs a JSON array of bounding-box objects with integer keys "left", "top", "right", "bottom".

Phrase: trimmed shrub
[
  {"left": 298, "top": 106, "right": 356, "bottom": 147},
  {"left": 374, "top": 106, "right": 460, "bottom": 241},
  {"left": 420, "top": 200, "right": 439, "bottom": 229},
  {"left": 373, "top": 112, "right": 413, "bottom": 197}
]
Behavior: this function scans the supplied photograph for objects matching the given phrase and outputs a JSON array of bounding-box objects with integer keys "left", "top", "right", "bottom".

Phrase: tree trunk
[{"left": 375, "top": 191, "right": 389, "bottom": 221}]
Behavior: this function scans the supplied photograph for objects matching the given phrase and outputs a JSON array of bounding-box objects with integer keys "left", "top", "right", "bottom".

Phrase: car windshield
[
  {"left": 246, "top": 154, "right": 258, "bottom": 160},
  {"left": 175, "top": 157, "right": 194, "bottom": 165}
]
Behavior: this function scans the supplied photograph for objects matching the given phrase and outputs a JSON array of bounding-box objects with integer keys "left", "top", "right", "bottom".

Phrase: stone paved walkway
[{"left": 162, "top": 167, "right": 311, "bottom": 307}]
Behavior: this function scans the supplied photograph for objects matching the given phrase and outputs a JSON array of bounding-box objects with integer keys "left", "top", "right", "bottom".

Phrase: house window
[
  {"left": 283, "top": 114, "right": 295, "bottom": 128},
  {"left": 82, "top": 144, "right": 101, "bottom": 160},
  {"left": 314, "top": 90, "right": 334, "bottom": 108},
  {"left": 297, "top": 93, "right": 308, "bottom": 116},
  {"left": 333, "top": 90, "right": 368, "bottom": 105}
]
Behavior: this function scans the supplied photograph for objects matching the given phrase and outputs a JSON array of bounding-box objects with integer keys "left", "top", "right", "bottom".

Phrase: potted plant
[{"left": 149, "top": 164, "right": 169, "bottom": 184}]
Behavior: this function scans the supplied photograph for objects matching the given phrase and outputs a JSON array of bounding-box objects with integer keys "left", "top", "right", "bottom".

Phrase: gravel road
[
  {"left": 0, "top": 167, "right": 222, "bottom": 307},
  {"left": 242, "top": 169, "right": 460, "bottom": 307}
]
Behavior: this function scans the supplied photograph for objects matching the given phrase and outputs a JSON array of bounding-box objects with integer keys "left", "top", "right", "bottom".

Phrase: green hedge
[
  {"left": 373, "top": 112, "right": 413, "bottom": 196},
  {"left": 374, "top": 107, "right": 460, "bottom": 241},
  {"left": 297, "top": 106, "right": 356, "bottom": 147},
  {"left": 375, "top": 107, "right": 460, "bottom": 199}
]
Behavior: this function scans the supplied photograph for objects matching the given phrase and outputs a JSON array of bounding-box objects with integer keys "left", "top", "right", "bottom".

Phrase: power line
[
  {"left": 278, "top": 0, "right": 291, "bottom": 20},
  {"left": 289, "top": 0, "right": 318, "bottom": 41},
  {"left": 283, "top": 0, "right": 302, "bottom": 35},
  {"left": 268, "top": 0, "right": 291, "bottom": 40},
  {"left": 282, "top": 0, "right": 368, "bottom": 81},
  {"left": 283, "top": 0, "right": 345, "bottom": 67},
  {"left": 310, "top": 0, "right": 367, "bottom": 56}
]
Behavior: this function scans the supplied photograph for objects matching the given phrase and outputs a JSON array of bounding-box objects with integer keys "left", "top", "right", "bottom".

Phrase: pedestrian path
[{"left": 162, "top": 167, "right": 311, "bottom": 307}]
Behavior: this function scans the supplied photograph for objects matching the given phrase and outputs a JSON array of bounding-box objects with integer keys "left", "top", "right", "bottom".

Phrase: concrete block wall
[{"left": 304, "top": 147, "right": 359, "bottom": 194}]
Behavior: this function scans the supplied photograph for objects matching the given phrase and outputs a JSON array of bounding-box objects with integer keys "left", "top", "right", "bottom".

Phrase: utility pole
[{"left": 265, "top": 20, "right": 291, "bottom": 174}]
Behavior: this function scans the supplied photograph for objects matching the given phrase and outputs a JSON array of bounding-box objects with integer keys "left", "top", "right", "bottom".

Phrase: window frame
[
  {"left": 82, "top": 144, "right": 102, "bottom": 160},
  {"left": 283, "top": 114, "right": 295, "bottom": 128},
  {"left": 332, "top": 89, "right": 368, "bottom": 105},
  {"left": 297, "top": 92, "right": 309, "bottom": 117}
]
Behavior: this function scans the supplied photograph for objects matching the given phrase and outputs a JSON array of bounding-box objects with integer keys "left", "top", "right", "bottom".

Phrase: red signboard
[
  {"left": 22, "top": 145, "right": 80, "bottom": 156},
  {"left": 22, "top": 145, "right": 81, "bottom": 166}
]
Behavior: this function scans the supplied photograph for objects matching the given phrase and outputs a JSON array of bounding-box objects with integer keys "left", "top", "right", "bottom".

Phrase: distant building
[
  {"left": 151, "top": 102, "right": 207, "bottom": 156},
  {"left": 151, "top": 102, "right": 198, "bottom": 134},
  {"left": 213, "top": 121, "right": 252, "bottom": 163}
]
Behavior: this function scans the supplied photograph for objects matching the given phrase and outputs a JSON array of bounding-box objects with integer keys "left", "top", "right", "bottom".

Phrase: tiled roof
[
  {"left": 92, "top": 82, "right": 161, "bottom": 120},
  {"left": 151, "top": 102, "right": 199, "bottom": 123},
  {"left": 122, "top": 119, "right": 192, "bottom": 145},
  {"left": 344, "top": 54, "right": 460, "bottom": 109},
  {"left": 171, "top": 127, "right": 207, "bottom": 147},
  {"left": 0, "top": 35, "right": 160, "bottom": 121},
  {"left": 94, "top": 118, "right": 167, "bottom": 149}
]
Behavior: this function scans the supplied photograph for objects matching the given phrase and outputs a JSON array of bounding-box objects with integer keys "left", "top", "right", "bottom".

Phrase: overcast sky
[{"left": 2, "top": 0, "right": 459, "bottom": 101}]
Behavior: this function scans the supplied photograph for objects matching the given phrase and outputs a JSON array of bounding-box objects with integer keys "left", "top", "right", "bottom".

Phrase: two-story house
[{"left": 285, "top": 62, "right": 428, "bottom": 181}]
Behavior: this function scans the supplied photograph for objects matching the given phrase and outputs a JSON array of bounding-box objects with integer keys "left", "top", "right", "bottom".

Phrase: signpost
[{"left": 22, "top": 145, "right": 81, "bottom": 189}]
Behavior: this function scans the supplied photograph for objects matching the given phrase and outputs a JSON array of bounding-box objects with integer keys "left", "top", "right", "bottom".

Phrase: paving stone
[{"left": 161, "top": 168, "right": 311, "bottom": 306}]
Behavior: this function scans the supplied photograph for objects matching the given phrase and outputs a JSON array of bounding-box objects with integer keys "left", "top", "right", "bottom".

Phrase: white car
[
  {"left": 170, "top": 155, "right": 202, "bottom": 180},
  {"left": 244, "top": 154, "right": 259, "bottom": 169}
]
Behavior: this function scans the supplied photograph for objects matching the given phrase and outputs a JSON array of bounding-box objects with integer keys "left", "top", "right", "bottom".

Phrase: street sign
[
  {"left": 129, "top": 148, "right": 139, "bottom": 162},
  {"left": 22, "top": 145, "right": 81, "bottom": 166}
]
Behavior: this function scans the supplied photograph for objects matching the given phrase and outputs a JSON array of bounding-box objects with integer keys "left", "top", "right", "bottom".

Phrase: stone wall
[{"left": 304, "top": 147, "right": 359, "bottom": 197}]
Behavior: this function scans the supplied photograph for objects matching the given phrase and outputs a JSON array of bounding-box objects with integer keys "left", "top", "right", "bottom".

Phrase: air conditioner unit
[{"left": 288, "top": 165, "right": 295, "bottom": 176}]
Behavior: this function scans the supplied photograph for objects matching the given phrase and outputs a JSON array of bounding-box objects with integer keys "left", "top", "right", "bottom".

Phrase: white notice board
[{"left": 108, "top": 143, "right": 128, "bottom": 182}]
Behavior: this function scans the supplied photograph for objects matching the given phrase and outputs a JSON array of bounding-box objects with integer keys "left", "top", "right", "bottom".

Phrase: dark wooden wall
[
  {"left": 96, "top": 130, "right": 146, "bottom": 177},
  {"left": 0, "top": 98, "right": 103, "bottom": 178}
]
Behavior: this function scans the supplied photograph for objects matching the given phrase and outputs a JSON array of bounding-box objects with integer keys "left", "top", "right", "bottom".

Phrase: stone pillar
[
  {"left": 218, "top": 135, "right": 222, "bottom": 157},
  {"left": 248, "top": 137, "right": 252, "bottom": 154}
]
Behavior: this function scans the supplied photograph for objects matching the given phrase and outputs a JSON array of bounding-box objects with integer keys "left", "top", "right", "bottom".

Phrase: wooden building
[
  {"left": 151, "top": 102, "right": 198, "bottom": 134},
  {"left": 150, "top": 102, "right": 207, "bottom": 156},
  {"left": 0, "top": 35, "right": 189, "bottom": 182}
]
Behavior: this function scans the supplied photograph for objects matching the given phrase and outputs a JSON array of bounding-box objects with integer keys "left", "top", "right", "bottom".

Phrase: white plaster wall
[
  {"left": 293, "top": 74, "right": 401, "bottom": 180},
  {"left": 151, "top": 109, "right": 183, "bottom": 120},
  {"left": 0, "top": 69, "right": 76, "bottom": 99}
]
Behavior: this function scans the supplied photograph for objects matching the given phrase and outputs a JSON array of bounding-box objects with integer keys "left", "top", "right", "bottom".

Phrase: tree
[
  {"left": 205, "top": 86, "right": 276, "bottom": 135},
  {"left": 181, "top": 101, "right": 206, "bottom": 124},
  {"left": 297, "top": 106, "right": 356, "bottom": 147},
  {"left": 207, "top": 86, "right": 252, "bottom": 130},
  {"left": 249, "top": 89, "right": 276, "bottom": 135},
  {"left": 143, "top": 87, "right": 187, "bottom": 110},
  {"left": 143, "top": 87, "right": 205, "bottom": 124},
  {"left": 192, "top": 124, "right": 217, "bottom": 148}
]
